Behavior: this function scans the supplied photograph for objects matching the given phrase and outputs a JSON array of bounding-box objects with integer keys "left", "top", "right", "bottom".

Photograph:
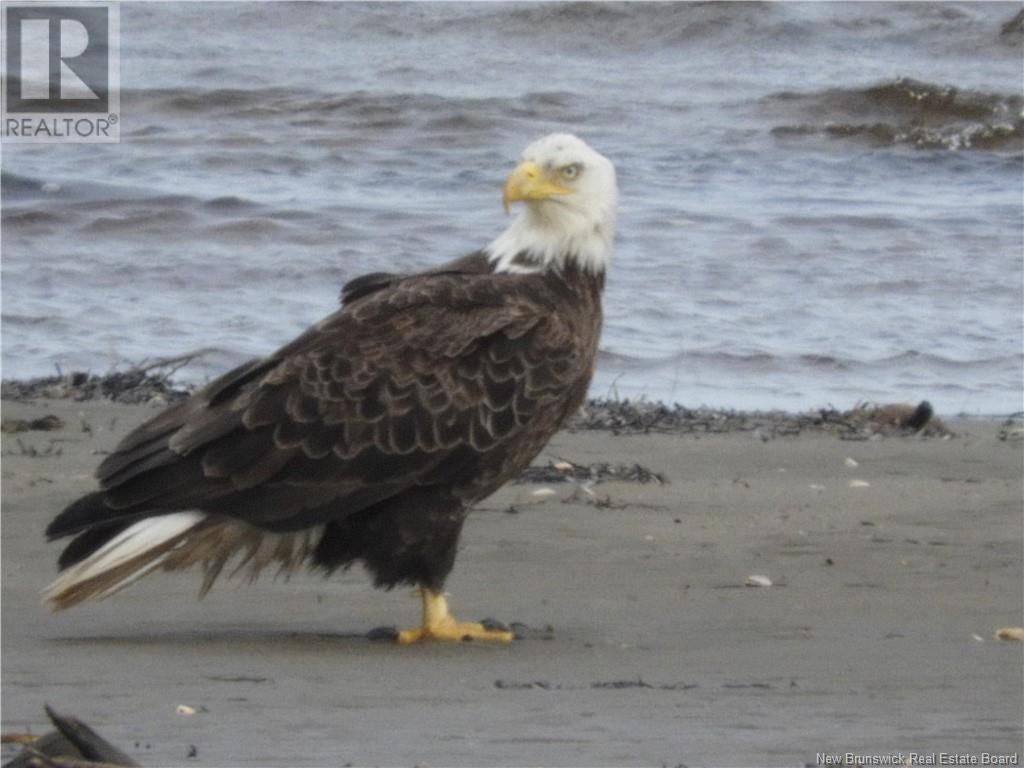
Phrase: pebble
[{"left": 994, "top": 627, "right": 1024, "bottom": 641}]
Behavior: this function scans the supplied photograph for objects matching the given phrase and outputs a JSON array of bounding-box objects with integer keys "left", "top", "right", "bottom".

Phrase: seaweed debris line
[
  {"left": 2, "top": 365, "right": 950, "bottom": 441},
  {"left": 567, "top": 398, "right": 949, "bottom": 439}
]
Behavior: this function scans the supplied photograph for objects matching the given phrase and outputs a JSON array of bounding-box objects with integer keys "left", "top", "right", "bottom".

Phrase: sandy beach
[{"left": 2, "top": 396, "right": 1021, "bottom": 766}]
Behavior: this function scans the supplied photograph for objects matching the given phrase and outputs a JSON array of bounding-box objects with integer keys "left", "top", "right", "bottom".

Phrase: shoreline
[
  {"left": 5, "top": 367, "right": 1017, "bottom": 442},
  {"left": 2, "top": 394, "right": 1021, "bottom": 765}
]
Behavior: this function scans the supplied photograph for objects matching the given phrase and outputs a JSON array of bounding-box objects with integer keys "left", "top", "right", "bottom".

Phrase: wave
[
  {"left": 2, "top": 170, "right": 291, "bottom": 227},
  {"left": 1, "top": 209, "right": 78, "bottom": 229},
  {"left": 1, "top": 172, "right": 47, "bottom": 197},
  {"left": 1, "top": 171, "right": 197, "bottom": 208},
  {"left": 598, "top": 347, "right": 1022, "bottom": 374},
  {"left": 766, "top": 78, "right": 1023, "bottom": 152},
  {"left": 874, "top": 350, "right": 1022, "bottom": 370},
  {"left": 0, "top": 172, "right": 346, "bottom": 249},
  {"left": 777, "top": 79, "right": 1019, "bottom": 122},
  {"left": 1003, "top": 9, "right": 1024, "bottom": 39},
  {"left": 122, "top": 86, "right": 582, "bottom": 122},
  {"left": 1, "top": 314, "right": 66, "bottom": 328},
  {"left": 202, "top": 196, "right": 262, "bottom": 213},
  {"left": 426, "top": 2, "right": 1019, "bottom": 54},
  {"left": 83, "top": 208, "right": 198, "bottom": 236},
  {"left": 484, "top": 1, "right": 777, "bottom": 48}
]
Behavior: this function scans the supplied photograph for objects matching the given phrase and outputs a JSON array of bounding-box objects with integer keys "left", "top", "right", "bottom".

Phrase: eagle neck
[{"left": 484, "top": 208, "right": 613, "bottom": 276}]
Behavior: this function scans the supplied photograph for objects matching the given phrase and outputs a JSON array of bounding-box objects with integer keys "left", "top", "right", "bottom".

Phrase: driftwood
[
  {"left": 12, "top": 750, "right": 135, "bottom": 768},
  {"left": 2, "top": 707, "right": 140, "bottom": 768}
]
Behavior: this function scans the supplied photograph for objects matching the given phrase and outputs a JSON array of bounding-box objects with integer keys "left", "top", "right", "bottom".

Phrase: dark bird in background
[{"left": 44, "top": 133, "right": 618, "bottom": 643}]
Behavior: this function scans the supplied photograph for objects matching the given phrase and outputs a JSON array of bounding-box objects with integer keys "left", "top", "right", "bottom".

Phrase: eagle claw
[
  {"left": 395, "top": 620, "right": 514, "bottom": 645},
  {"left": 395, "top": 589, "right": 514, "bottom": 644}
]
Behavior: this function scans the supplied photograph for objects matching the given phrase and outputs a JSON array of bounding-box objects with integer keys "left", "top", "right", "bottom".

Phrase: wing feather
[{"left": 54, "top": 266, "right": 590, "bottom": 540}]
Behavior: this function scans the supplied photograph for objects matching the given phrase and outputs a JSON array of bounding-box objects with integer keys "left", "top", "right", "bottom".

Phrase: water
[{"left": 3, "top": 2, "right": 1022, "bottom": 414}]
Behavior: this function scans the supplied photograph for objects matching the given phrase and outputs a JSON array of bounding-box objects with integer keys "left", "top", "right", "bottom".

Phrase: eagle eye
[{"left": 560, "top": 163, "right": 582, "bottom": 180}]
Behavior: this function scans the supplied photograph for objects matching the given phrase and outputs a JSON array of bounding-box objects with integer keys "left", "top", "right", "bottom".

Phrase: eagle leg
[{"left": 396, "top": 588, "right": 514, "bottom": 644}]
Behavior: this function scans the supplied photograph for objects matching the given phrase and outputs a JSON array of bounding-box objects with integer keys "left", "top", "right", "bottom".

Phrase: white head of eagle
[{"left": 486, "top": 133, "right": 618, "bottom": 275}]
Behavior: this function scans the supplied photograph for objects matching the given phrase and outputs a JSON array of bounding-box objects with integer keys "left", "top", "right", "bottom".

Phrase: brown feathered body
[{"left": 44, "top": 251, "right": 604, "bottom": 609}]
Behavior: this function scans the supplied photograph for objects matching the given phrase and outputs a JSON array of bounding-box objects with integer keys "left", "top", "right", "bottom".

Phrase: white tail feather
[{"left": 44, "top": 511, "right": 205, "bottom": 610}]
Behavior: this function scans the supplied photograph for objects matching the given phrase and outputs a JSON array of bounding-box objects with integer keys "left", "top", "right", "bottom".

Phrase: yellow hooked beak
[{"left": 502, "top": 161, "right": 572, "bottom": 213}]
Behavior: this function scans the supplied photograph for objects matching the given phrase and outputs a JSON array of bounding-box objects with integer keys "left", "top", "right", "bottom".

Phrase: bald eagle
[{"left": 44, "top": 134, "right": 618, "bottom": 643}]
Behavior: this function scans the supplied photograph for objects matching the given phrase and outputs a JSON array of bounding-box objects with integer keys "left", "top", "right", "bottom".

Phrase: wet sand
[{"left": 2, "top": 398, "right": 1021, "bottom": 766}]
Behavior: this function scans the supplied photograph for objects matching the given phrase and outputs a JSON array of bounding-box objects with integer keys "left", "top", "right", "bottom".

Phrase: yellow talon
[{"left": 396, "top": 589, "right": 514, "bottom": 644}]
